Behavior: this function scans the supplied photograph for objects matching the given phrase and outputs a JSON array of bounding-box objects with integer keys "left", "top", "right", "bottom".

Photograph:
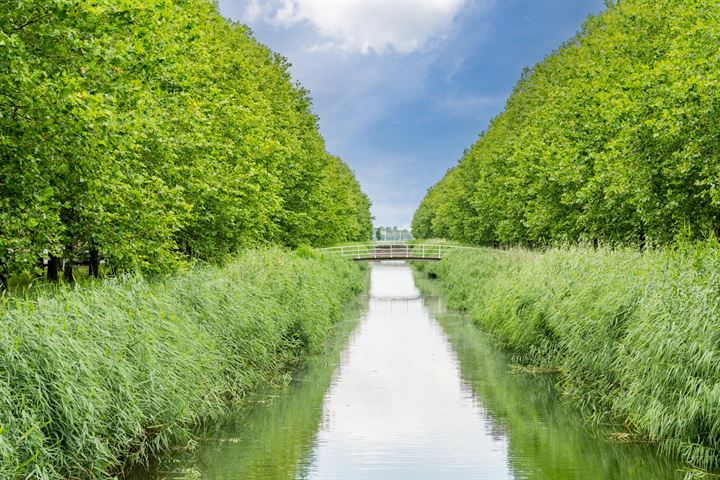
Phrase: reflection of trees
[{"left": 417, "top": 275, "right": 680, "bottom": 480}]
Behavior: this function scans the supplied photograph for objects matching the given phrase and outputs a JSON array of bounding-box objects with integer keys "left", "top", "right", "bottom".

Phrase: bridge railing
[{"left": 316, "top": 243, "right": 477, "bottom": 260}]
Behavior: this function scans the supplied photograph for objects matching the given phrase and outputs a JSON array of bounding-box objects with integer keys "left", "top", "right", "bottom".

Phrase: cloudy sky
[{"left": 217, "top": 0, "right": 605, "bottom": 228}]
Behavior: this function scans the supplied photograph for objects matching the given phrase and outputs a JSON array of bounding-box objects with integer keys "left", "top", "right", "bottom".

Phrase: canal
[{"left": 131, "top": 262, "right": 682, "bottom": 479}]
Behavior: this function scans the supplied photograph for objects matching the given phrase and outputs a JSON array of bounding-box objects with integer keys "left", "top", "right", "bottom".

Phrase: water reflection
[
  {"left": 131, "top": 262, "right": 683, "bottom": 480},
  {"left": 306, "top": 262, "right": 512, "bottom": 479}
]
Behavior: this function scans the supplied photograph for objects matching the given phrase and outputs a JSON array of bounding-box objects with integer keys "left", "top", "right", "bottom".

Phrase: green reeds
[
  {"left": 426, "top": 243, "right": 720, "bottom": 472},
  {"left": 0, "top": 249, "right": 365, "bottom": 479}
]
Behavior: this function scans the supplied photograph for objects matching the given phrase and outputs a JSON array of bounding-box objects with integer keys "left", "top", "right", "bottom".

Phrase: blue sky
[{"left": 217, "top": 0, "right": 606, "bottom": 228}]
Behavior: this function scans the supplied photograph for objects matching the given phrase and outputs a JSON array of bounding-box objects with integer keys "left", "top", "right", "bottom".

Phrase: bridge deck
[{"left": 351, "top": 256, "right": 441, "bottom": 261}]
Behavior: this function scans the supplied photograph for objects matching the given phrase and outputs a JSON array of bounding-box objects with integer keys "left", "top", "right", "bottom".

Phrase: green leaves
[
  {"left": 413, "top": 0, "right": 720, "bottom": 247},
  {"left": 0, "top": 0, "right": 372, "bottom": 279}
]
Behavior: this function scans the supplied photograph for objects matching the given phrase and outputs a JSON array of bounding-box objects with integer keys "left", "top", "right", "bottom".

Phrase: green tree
[
  {"left": 0, "top": 0, "right": 373, "bottom": 282},
  {"left": 413, "top": 0, "right": 720, "bottom": 247}
]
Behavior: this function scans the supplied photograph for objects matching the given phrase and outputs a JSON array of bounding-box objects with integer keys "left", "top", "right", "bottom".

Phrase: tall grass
[
  {"left": 424, "top": 243, "right": 720, "bottom": 472},
  {"left": 0, "top": 248, "right": 365, "bottom": 479},
  {"left": 132, "top": 294, "right": 365, "bottom": 479}
]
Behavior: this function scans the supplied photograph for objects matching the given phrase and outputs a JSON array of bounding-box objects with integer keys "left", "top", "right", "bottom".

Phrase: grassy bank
[
  {"left": 0, "top": 249, "right": 365, "bottom": 479},
  {"left": 131, "top": 288, "right": 365, "bottom": 479},
  {"left": 422, "top": 244, "right": 720, "bottom": 472}
]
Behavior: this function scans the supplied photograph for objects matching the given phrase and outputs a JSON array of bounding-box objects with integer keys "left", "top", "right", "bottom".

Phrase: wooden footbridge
[{"left": 317, "top": 243, "right": 476, "bottom": 261}]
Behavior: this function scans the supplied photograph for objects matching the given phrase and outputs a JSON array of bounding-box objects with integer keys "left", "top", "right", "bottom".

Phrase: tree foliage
[
  {"left": 413, "top": 0, "right": 720, "bottom": 246},
  {"left": 0, "top": 0, "right": 372, "bottom": 280}
]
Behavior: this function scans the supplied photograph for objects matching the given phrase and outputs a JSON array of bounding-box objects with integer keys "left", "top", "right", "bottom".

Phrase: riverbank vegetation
[
  {"left": 412, "top": 1, "right": 720, "bottom": 470},
  {"left": 414, "top": 274, "right": 680, "bottom": 478},
  {"left": 422, "top": 246, "right": 720, "bottom": 472},
  {"left": 0, "top": 249, "right": 365, "bottom": 479},
  {"left": 131, "top": 287, "right": 364, "bottom": 479},
  {"left": 1, "top": 0, "right": 372, "bottom": 286},
  {"left": 1, "top": 1, "right": 373, "bottom": 476},
  {"left": 412, "top": 0, "right": 720, "bottom": 247}
]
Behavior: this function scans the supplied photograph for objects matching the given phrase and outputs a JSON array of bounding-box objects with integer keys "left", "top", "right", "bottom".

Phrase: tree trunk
[
  {"left": 63, "top": 261, "right": 74, "bottom": 283},
  {"left": 47, "top": 255, "right": 60, "bottom": 282},
  {"left": 89, "top": 248, "right": 100, "bottom": 277},
  {"left": 639, "top": 229, "right": 646, "bottom": 252}
]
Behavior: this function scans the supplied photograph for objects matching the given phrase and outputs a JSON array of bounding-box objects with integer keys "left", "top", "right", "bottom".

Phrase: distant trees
[
  {"left": 412, "top": 0, "right": 720, "bottom": 247},
  {"left": 374, "top": 226, "right": 412, "bottom": 242},
  {"left": 0, "top": 0, "right": 372, "bottom": 283}
]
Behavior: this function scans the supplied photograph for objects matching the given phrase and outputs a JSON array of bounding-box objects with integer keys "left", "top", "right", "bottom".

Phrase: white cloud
[
  {"left": 221, "top": 0, "right": 498, "bottom": 226},
  {"left": 249, "top": 0, "right": 467, "bottom": 54},
  {"left": 241, "top": 0, "right": 262, "bottom": 22}
]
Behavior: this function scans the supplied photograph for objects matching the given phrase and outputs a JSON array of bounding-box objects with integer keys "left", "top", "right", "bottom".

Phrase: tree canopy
[
  {"left": 0, "top": 0, "right": 372, "bottom": 281},
  {"left": 413, "top": 0, "right": 720, "bottom": 247}
]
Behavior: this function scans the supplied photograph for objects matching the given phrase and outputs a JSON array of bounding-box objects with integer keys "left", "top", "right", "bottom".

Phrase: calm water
[{"left": 131, "top": 262, "right": 683, "bottom": 479}]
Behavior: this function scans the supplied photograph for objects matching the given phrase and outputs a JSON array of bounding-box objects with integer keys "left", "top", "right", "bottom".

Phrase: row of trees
[
  {"left": 413, "top": 0, "right": 720, "bottom": 247},
  {"left": 1, "top": 0, "right": 372, "bottom": 284}
]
